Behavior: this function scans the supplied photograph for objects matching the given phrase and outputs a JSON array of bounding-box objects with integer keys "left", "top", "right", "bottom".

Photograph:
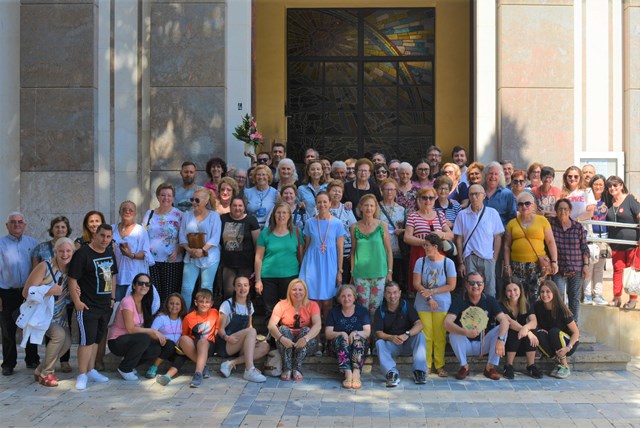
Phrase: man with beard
[
  {"left": 452, "top": 146, "right": 469, "bottom": 185},
  {"left": 175, "top": 161, "right": 201, "bottom": 212},
  {"left": 426, "top": 145, "right": 443, "bottom": 179}
]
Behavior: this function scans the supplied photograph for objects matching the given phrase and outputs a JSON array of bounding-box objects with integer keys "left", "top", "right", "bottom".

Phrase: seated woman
[
  {"left": 325, "top": 284, "right": 371, "bottom": 390},
  {"left": 267, "top": 278, "right": 322, "bottom": 382},
  {"left": 107, "top": 273, "right": 163, "bottom": 380},
  {"left": 216, "top": 276, "right": 270, "bottom": 383},
  {"left": 499, "top": 281, "right": 542, "bottom": 379},
  {"left": 534, "top": 280, "right": 580, "bottom": 379},
  {"left": 147, "top": 293, "right": 188, "bottom": 385}
]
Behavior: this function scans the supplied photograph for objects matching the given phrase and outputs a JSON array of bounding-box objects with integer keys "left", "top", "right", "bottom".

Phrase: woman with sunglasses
[
  {"left": 549, "top": 199, "right": 590, "bottom": 321},
  {"left": 404, "top": 187, "right": 454, "bottom": 294},
  {"left": 107, "top": 273, "right": 163, "bottom": 381},
  {"left": 179, "top": 188, "right": 222, "bottom": 305},
  {"left": 561, "top": 166, "right": 596, "bottom": 222},
  {"left": 605, "top": 175, "right": 640, "bottom": 309},
  {"left": 373, "top": 163, "right": 389, "bottom": 188},
  {"left": 268, "top": 278, "right": 321, "bottom": 381},
  {"left": 509, "top": 170, "right": 528, "bottom": 199},
  {"left": 504, "top": 191, "right": 558, "bottom": 302},
  {"left": 441, "top": 162, "right": 469, "bottom": 208}
]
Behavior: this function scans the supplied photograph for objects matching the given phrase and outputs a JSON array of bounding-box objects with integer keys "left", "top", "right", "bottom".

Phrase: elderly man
[
  {"left": 444, "top": 272, "right": 509, "bottom": 380},
  {"left": 374, "top": 281, "right": 427, "bottom": 386},
  {"left": 388, "top": 159, "right": 401, "bottom": 182},
  {"left": 0, "top": 212, "right": 40, "bottom": 376},
  {"left": 331, "top": 161, "right": 348, "bottom": 181},
  {"left": 453, "top": 184, "right": 505, "bottom": 297},
  {"left": 175, "top": 161, "right": 201, "bottom": 212}
]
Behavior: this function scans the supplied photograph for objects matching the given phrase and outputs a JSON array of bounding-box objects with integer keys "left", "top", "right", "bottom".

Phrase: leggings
[{"left": 535, "top": 328, "right": 578, "bottom": 358}]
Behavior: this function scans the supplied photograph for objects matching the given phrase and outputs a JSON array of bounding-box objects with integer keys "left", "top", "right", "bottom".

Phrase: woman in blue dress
[{"left": 299, "top": 192, "right": 346, "bottom": 322}]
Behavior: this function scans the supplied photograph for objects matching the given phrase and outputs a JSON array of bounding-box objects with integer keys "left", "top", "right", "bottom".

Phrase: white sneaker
[
  {"left": 220, "top": 361, "right": 233, "bottom": 378},
  {"left": 243, "top": 367, "right": 266, "bottom": 383},
  {"left": 87, "top": 369, "right": 109, "bottom": 383},
  {"left": 76, "top": 373, "right": 88, "bottom": 390},
  {"left": 118, "top": 368, "right": 139, "bottom": 381}
]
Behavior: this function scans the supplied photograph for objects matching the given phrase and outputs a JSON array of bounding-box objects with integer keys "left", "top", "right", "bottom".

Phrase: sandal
[
  {"left": 351, "top": 378, "right": 362, "bottom": 389},
  {"left": 436, "top": 367, "right": 448, "bottom": 378},
  {"left": 623, "top": 300, "right": 637, "bottom": 310},
  {"left": 39, "top": 373, "right": 59, "bottom": 387},
  {"left": 280, "top": 370, "right": 292, "bottom": 381},
  {"left": 292, "top": 370, "right": 304, "bottom": 381},
  {"left": 342, "top": 379, "right": 352, "bottom": 389},
  {"left": 609, "top": 297, "right": 622, "bottom": 307}
]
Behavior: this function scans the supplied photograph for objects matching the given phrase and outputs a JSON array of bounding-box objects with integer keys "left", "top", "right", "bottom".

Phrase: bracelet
[
  {"left": 110, "top": 297, "right": 116, "bottom": 302},
  {"left": 277, "top": 335, "right": 283, "bottom": 343},
  {"left": 567, "top": 343, "right": 573, "bottom": 350}
]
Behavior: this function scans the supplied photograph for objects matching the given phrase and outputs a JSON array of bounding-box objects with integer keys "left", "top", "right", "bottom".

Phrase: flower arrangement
[{"left": 232, "top": 114, "right": 264, "bottom": 149}]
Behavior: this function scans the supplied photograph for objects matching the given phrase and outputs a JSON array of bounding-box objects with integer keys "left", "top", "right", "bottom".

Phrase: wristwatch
[
  {"left": 405, "top": 331, "right": 411, "bottom": 338},
  {"left": 497, "top": 335, "right": 507, "bottom": 342}
]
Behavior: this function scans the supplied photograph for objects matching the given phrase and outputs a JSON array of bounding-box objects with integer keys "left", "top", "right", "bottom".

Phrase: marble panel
[
  {"left": 627, "top": 7, "right": 640, "bottom": 89},
  {"left": 21, "top": 88, "right": 95, "bottom": 171},
  {"left": 500, "top": 87, "right": 573, "bottom": 169},
  {"left": 21, "top": 171, "right": 95, "bottom": 241},
  {"left": 21, "top": 3, "right": 96, "bottom": 88},
  {"left": 626, "top": 89, "right": 640, "bottom": 174},
  {"left": 499, "top": 5, "right": 573, "bottom": 88},
  {"left": 150, "top": 3, "right": 225, "bottom": 86},
  {"left": 626, "top": 1, "right": 640, "bottom": 8},
  {"left": 150, "top": 87, "right": 225, "bottom": 171}
]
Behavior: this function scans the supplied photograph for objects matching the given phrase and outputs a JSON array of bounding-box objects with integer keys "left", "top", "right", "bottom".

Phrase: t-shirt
[
  {"left": 151, "top": 314, "right": 183, "bottom": 343},
  {"left": 182, "top": 309, "right": 219, "bottom": 342},
  {"left": 448, "top": 294, "right": 503, "bottom": 340},
  {"left": 406, "top": 210, "right": 446, "bottom": 238},
  {"left": 532, "top": 185, "right": 562, "bottom": 215},
  {"left": 533, "top": 300, "right": 574, "bottom": 335},
  {"left": 505, "top": 214, "right": 551, "bottom": 263},
  {"left": 219, "top": 213, "right": 260, "bottom": 269},
  {"left": 606, "top": 195, "right": 640, "bottom": 251},
  {"left": 342, "top": 180, "right": 382, "bottom": 219},
  {"left": 412, "top": 256, "right": 455, "bottom": 312},
  {"left": 566, "top": 188, "right": 596, "bottom": 221},
  {"left": 245, "top": 186, "right": 279, "bottom": 228},
  {"left": 326, "top": 304, "right": 370, "bottom": 334},
  {"left": 499, "top": 302, "right": 532, "bottom": 327},
  {"left": 108, "top": 295, "right": 143, "bottom": 340},
  {"left": 272, "top": 300, "right": 320, "bottom": 335},
  {"left": 257, "top": 228, "right": 304, "bottom": 278},
  {"left": 68, "top": 244, "right": 118, "bottom": 310},
  {"left": 373, "top": 299, "right": 420, "bottom": 336},
  {"left": 175, "top": 185, "right": 201, "bottom": 212},
  {"left": 219, "top": 298, "right": 254, "bottom": 328}
]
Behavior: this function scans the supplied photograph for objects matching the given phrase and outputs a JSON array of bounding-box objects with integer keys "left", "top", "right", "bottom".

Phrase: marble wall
[{"left": 625, "top": 1, "right": 640, "bottom": 191}]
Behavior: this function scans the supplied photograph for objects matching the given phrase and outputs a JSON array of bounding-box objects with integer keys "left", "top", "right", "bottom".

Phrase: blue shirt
[
  {"left": 0, "top": 234, "right": 39, "bottom": 289},
  {"left": 484, "top": 187, "right": 517, "bottom": 227}
]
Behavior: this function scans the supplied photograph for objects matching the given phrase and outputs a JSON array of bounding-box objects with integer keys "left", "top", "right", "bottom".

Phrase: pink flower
[{"left": 250, "top": 133, "right": 263, "bottom": 141}]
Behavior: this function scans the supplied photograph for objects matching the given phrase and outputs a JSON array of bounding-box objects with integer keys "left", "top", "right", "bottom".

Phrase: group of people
[{"left": 1, "top": 143, "right": 637, "bottom": 389}]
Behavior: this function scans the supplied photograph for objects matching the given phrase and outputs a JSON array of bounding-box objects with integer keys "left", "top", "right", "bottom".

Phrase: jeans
[
  {"left": 552, "top": 272, "right": 582, "bottom": 321},
  {"left": 376, "top": 333, "right": 427, "bottom": 375},
  {"left": 181, "top": 261, "right": 219, "bottom": 306}
]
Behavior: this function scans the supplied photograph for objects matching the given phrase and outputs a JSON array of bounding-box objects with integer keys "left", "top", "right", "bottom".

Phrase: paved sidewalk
[{"left": 3, "top": 355, "right": 640, "bottom": 427}]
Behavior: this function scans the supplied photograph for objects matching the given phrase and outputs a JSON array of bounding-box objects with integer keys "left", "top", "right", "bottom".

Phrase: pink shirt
[{"left": 108, "top": 295, "right": 143, "bottom": 340}]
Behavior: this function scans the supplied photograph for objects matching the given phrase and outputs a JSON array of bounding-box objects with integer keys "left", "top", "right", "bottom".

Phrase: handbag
[
  {"left": 623, "top": 252, "right": 640, "bottom": 295},
  {"left": 596, "top": 241, "right": 612, "bottom": 259},
  {"left": 187, "top": 232, "right": 206, "bottom": 249},
  {"left": 517, "top": 218, "right": 552, "bottom": 277},
  {"left": 588, "top": 243, "right": 600, "bottom": 263},
  {"left": 262, "top": 349, "right": 282, "bottom": 377}
]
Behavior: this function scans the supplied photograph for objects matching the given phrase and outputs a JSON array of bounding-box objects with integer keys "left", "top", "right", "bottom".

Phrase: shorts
[
  {"left": 191, "top": 338, "right": 216, "bottom": 358},
  {"left": 215, "top": 338, "right": 240, "bottom": 359},
  {"left": 77, "top": 306, "right": 112, "bottom": 346}
]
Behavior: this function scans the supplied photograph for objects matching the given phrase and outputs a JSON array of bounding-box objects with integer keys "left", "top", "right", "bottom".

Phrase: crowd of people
[{"left": 1, "top": 143, "right": 638, "bottom": 390}]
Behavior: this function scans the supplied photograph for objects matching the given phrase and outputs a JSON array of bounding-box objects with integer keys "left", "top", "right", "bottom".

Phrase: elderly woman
[
  {"left": 273, "top": 184, "right": 310, "bottom": 231},
  {"left": 23, "top": 238, "right": 75, "bottom": 387},
  {"left": 483, "top": 161, "right": 517, "bottom": 227},
  {"left": 143, "top": 183, "right": 184, "bottom": 305},
  {"left": 330, "top": 160, "right": 348, "bottom": 181},
  {"left": 397, "top": 162, "right": 418, "bottom": 213},
  {"left": 499, "top": 281, "right": 542, "bottom": 379},
  {"left": 466, "top": 161, "right": 485, "bottom": 186},
  {"left": 342, "top": 158, "right": 382, "bottom": 216},
  {"left": 379, "top": 178, "right": 407, "bottom": 290},
  {"left": 216, "top": 177, "right": 240, "bottom": 216},
  {"left": 32, "top": 216, "right": 73, "bottom": 266},
  {"left": 230, "top": 168, "right": 248, "bottom": 196},
  {"left": 75, "top": 210, "right": 106, "bottom": 248},
  {"left": 325, "top": 284, "right": 370, "bottom": 389},
  {"left": 268, "top": 278, "right": 322, "bottom": 381},
  {"left": 561, "top": 166, "right": 596, "bottom": 222},
  {"left": 272, "top": 158, "right": 298, "bottom": 191},
  {"left": 550, "top": 198, "right": 590, "bottom": 321},
  {"left": 404, "top": 187, "right": 454, "bottom": 293},
  {"left": 510, "top": 170, "right": 528, "bottom": 199},
  {"left": 298, "top": 160, "right": 328, "bottom": 215},
  {"left": 527, "top": 162, "right": 544, "bottom": 189},
  {"left": 219, "top": 196, "right": 260, "bottom": 300},
  {"left": 605, "top": 175, "right": 640, "bottom": 309},
  {"left": 245, "top": 164, "right": 279, "bottom": 229},
  {"left": 179, "top": 188, "right": 222, "bottom": 304},
  {"left": 112, "top": 201, "right": 154, "bottom": 303},
  {"left": 413, "top": 159, "right": 433, "bottom": 189},
  {"left": 504, "top": 191, "right": 559, "bottom": 301},
  {"left": 434, "top": 175, "right": 461, "bottom": 229},
  {"left": 204, "top": 157, "right": 227, "bottom": 199},
  {"left": 327, "top": 180, "right": 357, "bottom": 284},
  {"left": 441, "top": 162, "right": 469, "bottom": 207}
]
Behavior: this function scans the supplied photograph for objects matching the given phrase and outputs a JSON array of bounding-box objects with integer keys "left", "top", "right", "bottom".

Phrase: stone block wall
[{"left": 625, "top": 1, "right": 640, "bottom": 191}]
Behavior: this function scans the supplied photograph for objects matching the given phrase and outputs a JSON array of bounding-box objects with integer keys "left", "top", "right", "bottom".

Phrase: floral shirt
[{"left": 142, "top": 208, "right": 183, "bottom": 263}]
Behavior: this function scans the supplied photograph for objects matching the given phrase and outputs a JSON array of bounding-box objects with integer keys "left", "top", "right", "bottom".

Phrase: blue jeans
[
  {"left": 376, "top": 333, "right": 427, "bottom": 375},
  {"left": 552, "top": 272, "right": 582, "bottom": 322},
  {"left": 181, "top": 261, "right": 219, "bottom": 306}
]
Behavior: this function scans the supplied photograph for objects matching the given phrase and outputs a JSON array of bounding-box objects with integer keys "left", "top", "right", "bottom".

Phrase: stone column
[
  {"left": 20, "top": 1, "right": 98, "bottom": 238},
  {"left": 475, "top": 0, "right": 498, "bottom": 164},
  {"left": 624, "top": 1, "right": 640, "bottom": 191}
]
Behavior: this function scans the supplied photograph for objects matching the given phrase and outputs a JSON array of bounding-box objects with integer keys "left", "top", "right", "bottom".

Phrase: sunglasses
[
  {"left": 420, "top": 196, "right": 436, "bottom": 201},
  {"left": 567, "top": 175, "right": 580, "bottom": 180},
  {"left": 375, "top": 170, "right": 388, "bottom": 175},
  {"left": 136, "top": 281, "right": 151, "bottom": 287},
  {"left": 190, "top": 197, "right": 201, "bottom": 204},
  {"left": 294, "top": 313, "right": 301, "bottom": 329},
  {"left": 467, "top": 281, "right": 484, "bottom": 287},
  {"left": 517, "top": 201, "right": 533, "bottom": 208},
  {"left": 257, "top": 158, "right": 270, "bottom": 164},
  {"left": 512, "top": 179, "right": 526, "bottom": 185}
]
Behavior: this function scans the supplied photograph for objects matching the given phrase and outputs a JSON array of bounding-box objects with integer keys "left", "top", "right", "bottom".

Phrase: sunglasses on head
[
  {"left": 190, "top": 197, "right": 201, "bottom": 204},
  {"left": 517, "top": 201, "right": 533, "bottom": 208}
]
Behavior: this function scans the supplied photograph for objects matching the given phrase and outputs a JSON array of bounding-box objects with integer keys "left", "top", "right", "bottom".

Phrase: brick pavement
[{"left": 3, "top": 351, "right": 640, "bottom": 427}]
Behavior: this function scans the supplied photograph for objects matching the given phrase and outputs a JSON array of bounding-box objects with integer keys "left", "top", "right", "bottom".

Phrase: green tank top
[{"left": 352, "top": 222, "right": 388, "bottom": 278}]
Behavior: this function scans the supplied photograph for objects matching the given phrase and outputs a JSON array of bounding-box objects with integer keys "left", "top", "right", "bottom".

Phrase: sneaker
[
  {"left": 385, "top": 371, "right": 400, "bottom": 388},
  {"left": 243, "top": 367, "right": 267, "bottom": 383},
  {"left": 220, "top": 360, "right": 233, "bottom": 378},
  {"left": 593, "top": 295, "right": 608, "bottom": 306},
  {"left": 75, "top": 373, "right": 88, "bottom": 390},
  {"left": 156, "top": 374, "right": 172, "bottom": 386},
  {"left": 555, "top": 365, "right": 570, "bottom": 379},
  {"left": 118, "top": 368, "right": 139, "bottom": 381},
  {"left": 526, "top": 364, "right": 544, "bottom": 379},
  {"left": 583, "top": 296, "right": 593, "bottom": 305},
  {"left": 503, "top": 364, "right": 514, "bottom": 380},
  {"left": 202, "top": 366, "right": 210, "bottom": 379},
  {"left": 87, "top": 369, "right": 109, "bottom": 383},
  {"left": 190, "top": 371, "right": 203, "bottom": 388},
  {"left": 413, "top": 370, "right": 427, "bottom": 385},
  {"left": 550, "top": 365, "right": 561, "bottom": 378},
  {"left": 145, "top": 365, "right": 158, "bottom": 379}
]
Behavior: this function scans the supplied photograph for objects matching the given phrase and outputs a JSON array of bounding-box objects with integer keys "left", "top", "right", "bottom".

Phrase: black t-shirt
[
  {"left": 342, "top": 179, "right": 382, "bottom": 219},
  {"left": 499, "top": 302, "right": 532, "bottom": 327},
  {"left": 448, "top": 293, "right": 503, "bottom": 340},
  {"left": 68, "top": 245, "right": 118, "bottom": 310},
  {"left": 373, "top": 299, "right": 420, "bottom": 336},
  {"left": 533, "top": 300, "right": 573, "bottom": 335},
  {"left": 219, "top": 213, "right": 260, "bottom": 269},
  {"left": 606, "top": 195, "right": 640, "bottom": 251}
]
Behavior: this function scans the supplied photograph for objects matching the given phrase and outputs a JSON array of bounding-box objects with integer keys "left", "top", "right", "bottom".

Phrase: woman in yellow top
[{"left": 503, "top": 192, "right": 558, "bottom": 302}]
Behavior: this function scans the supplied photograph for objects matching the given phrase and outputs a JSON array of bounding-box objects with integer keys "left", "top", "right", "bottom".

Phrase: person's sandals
[
  {"left": 623, "top": 299, "right": 637, "bottom": 310},
  {"left": 342, "top": 372, "right": 353, "bottom": 389},
  {"left": 39, "top": 373, "right": 59, "bottom": 387},
  {"left": 436, "top": 367, "right": 448, "bottom": 378},
  {"left": 351, "top": 378, "right": 362, "bottom": 389},
  {"left": 280, "top": 370, "right": 292, "bottom": 381},
  {"left": 292, "top": 370, "right": 304, "bottom": 381}
]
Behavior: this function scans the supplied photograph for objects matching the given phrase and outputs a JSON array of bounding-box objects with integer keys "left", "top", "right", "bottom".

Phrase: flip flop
[
  {"left": 280, "top": 371, "right": 291, "bottom": 381},
  {"left": 293, "top": 370, "right": 304, "bottom": 381}
]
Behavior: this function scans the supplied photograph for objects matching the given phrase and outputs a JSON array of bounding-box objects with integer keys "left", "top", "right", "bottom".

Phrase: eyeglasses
[
  {"left": 375, "top": 170, "right": 388, "bottom": 175},
  {"left": 257, "top": 158, "right": 270, "bottom": 164},
  {"left": 346, "top": 167, "right": 355, "bottom": 171},
  {"left": 420, "top": 196, "right": 436, "bottom": 201},
  {"left": 467, "top": 281, "right": 484, "bottom": 287},
  {"left": 236, "top": 176, "right": 247, "bottom": 181},
  {"left": 389, "top": 168, "right": 398, "bottom": 172},
  {"left": 469, "top": 192, "right": 484, "bottom": 197},
  {"left": 517, "top": 201, "right": 533, "bottom": 208},
  {"left": 512, "top": 179, "right": 526, "bottom": 185},
  {"left": 8, "top": 220, "right": 25, "bottom": 225},
  {"left": 294, "top": 314, "right": 301, "bottom": 329},
  {"left": 383, "top": 187, "right": 397, "bottom": 192},
  {"left": 190, "top": 197, "right": 201, "bottom": 204},
  {"left": 556, "top": 206, "right": 570, "bottom": 212},
  {"left": 437, "top": 186, "right": 450, "bottom": 192},
  {"left": 357, "top": 169, "right": 369, "bottom": 174},
  {"left": 417, "top": 168, "right": 430, "bottom": 173},
  {"left": 136, "top": 281, "right": 151, "bottom": 287}
]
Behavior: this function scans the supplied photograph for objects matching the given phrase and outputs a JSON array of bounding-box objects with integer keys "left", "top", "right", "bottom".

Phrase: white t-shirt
[
  {"left": 219, "top": 298, "right": 254, "bottom": 328},
  {"left": 151, "top": 314, "right": 183, "bottom": 343},
  {"left": 567, "top": 188, "right": 596, "bottom": 221}
]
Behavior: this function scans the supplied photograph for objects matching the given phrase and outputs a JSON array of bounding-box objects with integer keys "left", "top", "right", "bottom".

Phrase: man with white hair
[
  {"left": 0, "top": 212, "right": 40, "bottom": 376},
  {"left": 330, "top": 161, "right": 348, "bottom": 181}
]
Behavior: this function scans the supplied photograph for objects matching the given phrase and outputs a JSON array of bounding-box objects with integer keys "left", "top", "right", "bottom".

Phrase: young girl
[
  {"left": 534, "top": 280, "right": 580, "bottom": 379},
  {"left": 216, "top": 276, "right": 270, "bottom": 383},
  {"left": 148, "top": 293, "right": 188, "bottom": 385}
]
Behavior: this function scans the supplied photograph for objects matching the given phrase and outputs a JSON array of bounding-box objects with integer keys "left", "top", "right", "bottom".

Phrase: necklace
[
  {"left": 169, "top": 316, "right": 181, "bottom": 337},
  {"left": 316, "top": 217, "right": 330, "bottom": 254}
]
